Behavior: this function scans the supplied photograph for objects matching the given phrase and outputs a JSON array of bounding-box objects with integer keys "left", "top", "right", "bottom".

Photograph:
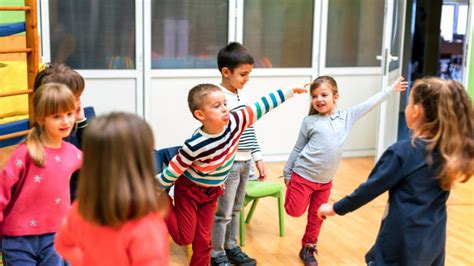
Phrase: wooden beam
[
  {"left": 0, "top": 6, "right": 31, "bottom": 11},
  {"left": 0, "top": 89, "right": 33, "bottom": 98}
]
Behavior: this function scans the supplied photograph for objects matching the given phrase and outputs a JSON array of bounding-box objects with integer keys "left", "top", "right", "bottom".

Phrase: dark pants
[
  {"left": 285, "top": 172, "right": 332, "bottom": 247},
  {"left": 165, "top": 177, "right": 224, "bottom": 266},
  {"left": 2, "top": 233, "right": 64, "bottom": 266}
]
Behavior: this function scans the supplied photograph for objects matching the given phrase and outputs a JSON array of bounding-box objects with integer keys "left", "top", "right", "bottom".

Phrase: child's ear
[
  {"left": 413, "top": 104, "right": 423, "bottom": 119},
  {"left": 221, "top": 67, "right": 231, "bottom": 77},
  {"left": 194, "top": 110, "right": 205, "bottom": 121},
  {"left": 334, "top": 92, "right": 340, "bottom": 102}
]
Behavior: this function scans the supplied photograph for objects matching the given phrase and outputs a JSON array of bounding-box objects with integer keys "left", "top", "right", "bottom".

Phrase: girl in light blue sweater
[{"left": 283, "top": 75, "right": 407, "bottom": 266}]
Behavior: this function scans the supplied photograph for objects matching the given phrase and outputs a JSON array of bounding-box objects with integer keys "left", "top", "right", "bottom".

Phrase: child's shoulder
[
  {"left": 10, "top": 143, "right": 29, "bottom": 158},
  {"left": 387, "top": 138, "right": 427, "bottom": 160},
  {"left": 62, "top": 140, "right": 81, "bottom": 151}
]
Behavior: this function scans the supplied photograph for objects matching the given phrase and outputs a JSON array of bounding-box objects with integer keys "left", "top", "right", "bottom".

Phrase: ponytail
[
  {"left": 24, "top": 126, "right": 46, "bottom": 167},
  {"left": 411, "top": 77, "right": 474, "bottom": 190}
]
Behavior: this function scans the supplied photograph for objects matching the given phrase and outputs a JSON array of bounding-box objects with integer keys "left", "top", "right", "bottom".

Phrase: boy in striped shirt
[{"left": 158, "top": 83, "right": 306, "bottom": 266}]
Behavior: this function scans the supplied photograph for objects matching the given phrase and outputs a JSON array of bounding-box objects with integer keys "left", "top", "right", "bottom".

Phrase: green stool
[{"left": 239, "top": 180, "right": 285, "bottom": 246}]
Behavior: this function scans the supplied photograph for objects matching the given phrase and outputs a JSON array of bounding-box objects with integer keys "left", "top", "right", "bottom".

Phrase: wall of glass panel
[
  {"left": 326, "top": 0, "right": 384, "bottom": 67},
  {"left": 243, "top": 0, "right": 313, "bottom": 68},
  {"left": 48, "top": 0, "right": 136, "bottom": 69},
  {"left": 150, "top": 0, "right": 228, "bottom": 69}
]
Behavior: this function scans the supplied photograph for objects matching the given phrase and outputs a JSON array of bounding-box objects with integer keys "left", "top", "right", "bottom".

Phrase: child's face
[
  {"left": 195, "top": 90, "right": 230, "bottom": 133},
  {"left": 311, "top": 83, "right": 338, "bottom": 116},
  {"left": 222, "top": 63, "right": 253, "bottom": 92},
  {"left": 40, "top": 111, "right": 76, "bottom": 143}
]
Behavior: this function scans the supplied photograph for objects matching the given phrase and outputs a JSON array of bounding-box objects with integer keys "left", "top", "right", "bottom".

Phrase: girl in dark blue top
[{"left": 318, "top": 77, "right": 474, "bottom": 265}]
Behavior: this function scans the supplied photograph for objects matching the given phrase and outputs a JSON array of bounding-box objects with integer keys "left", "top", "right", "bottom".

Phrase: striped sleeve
[
  {"left": 157, "top": 145, "right": 195, "bottom": 189},
  {"left": 239, "top": 89, "right": 294, "bottom": 130}
]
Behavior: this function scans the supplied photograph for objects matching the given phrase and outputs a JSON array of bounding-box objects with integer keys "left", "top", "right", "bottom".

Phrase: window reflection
[
  {"left": 49, "top": 0, "right": 135, "bottom": 69},
  {"left": 243, "top": 0, "right": 313, "bottom": 68},
  {"left": 326, "top": 0, "right": 384, "bottom": 67},
  {"left": 151, "top": 0, "right": 228, "bottom": 69}
]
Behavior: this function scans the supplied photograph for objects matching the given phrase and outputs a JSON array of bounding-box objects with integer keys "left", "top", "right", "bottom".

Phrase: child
[
  {"left": 283, "top": 75, "right": 407, "bottom": 265},
  {"left": 158, "top": 83, "right": 306, "bottom": 266},
  {"left": 34, "top": 63, "right": 90, "bottom": 201},
  {"left": 318, "top": 77, "right": 473, "bottom": 265},
  {"left": 210, "top": 42, "right": 263, "bottom": 266},
  {"left": 0, "top": 83, "right": 82, "bottom": 265},
  {"left": 54, "top": 112, "right": 170, "bottom": 265}
]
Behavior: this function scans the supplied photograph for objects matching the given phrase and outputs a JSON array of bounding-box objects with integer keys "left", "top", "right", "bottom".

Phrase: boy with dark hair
[
  {"left": 34, "top": 63, "right": 93, "bottom": 201},
  {"left": 210, "top": 42, "right": 263, "bottom": 266},
  {"left": 158, "top": 83, "right": 306, "bottom": 266}
]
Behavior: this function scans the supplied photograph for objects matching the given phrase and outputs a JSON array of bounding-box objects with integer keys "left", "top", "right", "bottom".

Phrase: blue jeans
[{"left": 2, "top": 233, "right": 64, "bottom": 266}]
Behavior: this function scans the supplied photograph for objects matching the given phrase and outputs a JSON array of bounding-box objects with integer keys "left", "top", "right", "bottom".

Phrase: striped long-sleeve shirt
[
  {"left": 220, "top": 85, "right": 262, "bottom": 162},
  {"left": 158, "top": 89, "right": 294, "bottom": 189}
]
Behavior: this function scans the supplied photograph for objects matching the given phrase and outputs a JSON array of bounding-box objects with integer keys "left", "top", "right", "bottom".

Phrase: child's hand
[
  {"left": 292, "top": 87, "right": 308, "bottom": 94},
  {"left": 255, "top": 160, "right": 266, "bottom": 181},
  {"left": 392, "top": 76, "right": 408, "bottom": 92},
  {"left": 284, "top": 178, "right": 290, "bottom": 187},
  {"left": 317, "top": 203, "right": 335, "bottom": 219}
]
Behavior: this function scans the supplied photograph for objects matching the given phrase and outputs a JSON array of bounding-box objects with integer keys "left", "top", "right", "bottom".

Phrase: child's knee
[{"left": 285, "top": 202, "right": 305, "bottom": 217}]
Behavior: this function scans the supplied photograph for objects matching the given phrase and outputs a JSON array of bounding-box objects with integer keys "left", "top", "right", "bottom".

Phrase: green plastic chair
[{"left": 239, "top": 180, "right": 285, "bottom": 246}]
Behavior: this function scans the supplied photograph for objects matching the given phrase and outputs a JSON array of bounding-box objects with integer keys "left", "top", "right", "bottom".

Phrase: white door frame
[{"left": 375, "top": 0, "right": 407, "bottom": 159}]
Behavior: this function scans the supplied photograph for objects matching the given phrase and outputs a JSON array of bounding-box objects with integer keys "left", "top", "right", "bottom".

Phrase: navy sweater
[{"left": 334, "top": 139, "right": 448, "bottom": 266}]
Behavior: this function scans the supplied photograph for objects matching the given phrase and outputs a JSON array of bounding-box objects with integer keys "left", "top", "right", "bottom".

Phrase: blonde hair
[
  {"left": 77, "top": 112, "right": 168, "bottom": 227},
  {"left": 410, "top": 77, "right": 474, "bottom": 190},
  {"left": 308, "top": 76, "right": 338, "bottom": 115},
  {"left": 25, "top": 83, "right": 76, "bottom": 167}
]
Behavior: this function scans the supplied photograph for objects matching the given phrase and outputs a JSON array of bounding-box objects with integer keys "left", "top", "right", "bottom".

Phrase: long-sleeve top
[
  {"left": 0, "top": 142, "right": 82, "bottom": 236},
  {"left": 283, "top": 86, "right": 394, "bottom": 183},
  {"left": 158, "top": 89, "right": 294, "bottom": 189},
  {"left": 333, "top": 139, "right": 448, "bottom": 266},
  {"left": 220, "top": 85, "right": 263, "bottom": 162},
  {"left": 55, "top": 202, "right": 169, "bottom": 266}
]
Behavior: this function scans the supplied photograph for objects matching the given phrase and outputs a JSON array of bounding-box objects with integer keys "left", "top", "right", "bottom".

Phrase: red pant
[
  {"left": 165, "top": 177, "right": 224, "bottom": 266},
  {"left": 285, "top": 172, "right": 332, "bottom": 247}
]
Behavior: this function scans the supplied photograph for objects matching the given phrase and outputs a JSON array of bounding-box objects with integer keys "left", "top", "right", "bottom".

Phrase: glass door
[
  {"left": 375, "top": 0, "right": 406, "bottom": 158},
  {"left": 40, "top": 0, "right": 144, "bottom": 116}
]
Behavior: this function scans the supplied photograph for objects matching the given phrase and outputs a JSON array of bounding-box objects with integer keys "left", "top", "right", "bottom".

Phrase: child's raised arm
[{"left": 348, "top": 76, "right": 407, "bottom": 124}]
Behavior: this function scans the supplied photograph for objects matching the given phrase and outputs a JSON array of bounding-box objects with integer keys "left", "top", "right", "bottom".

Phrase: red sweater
[
  {"left": 55, "top": 202, "right": 170, "bottom": 266},
  {"left": 0, "top": 142, "right": 82, "bottom": 236}
]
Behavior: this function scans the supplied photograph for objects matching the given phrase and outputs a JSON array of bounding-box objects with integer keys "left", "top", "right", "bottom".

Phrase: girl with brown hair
[
  {"left": 319, "top": 77, "right": 474, "bottom": 265},
  {"left": 55, "top": 112, "right": 169, "bottom": 265}
]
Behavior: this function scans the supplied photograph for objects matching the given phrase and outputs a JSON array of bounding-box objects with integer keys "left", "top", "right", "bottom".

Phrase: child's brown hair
[
  {"left": 308, "top": 76, "right": 338, "bottom": 115},
  {"left": 77, "top": 112, "right": 168, "bottom": 227},
  {"left": 187, "top": 83, "right": 222, "bottom": 119},
  {"left": 25, "top": 83, "right": 76, "bottom": 167},
  {"left": 34, "top": 63, "right": 85, "bottom": 96},
  {"left": 410, "top": 77, "right": 474, "bottom": 190}
]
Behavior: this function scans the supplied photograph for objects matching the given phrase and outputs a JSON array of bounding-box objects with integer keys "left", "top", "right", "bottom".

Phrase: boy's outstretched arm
[{"left": 242, "top": 86, "right": 307, "bottom": 128}]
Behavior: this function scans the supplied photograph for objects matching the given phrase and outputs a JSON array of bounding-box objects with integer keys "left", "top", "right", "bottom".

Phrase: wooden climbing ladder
[{"left": 0, "top": 0, "right": 39, "bottom": 142}]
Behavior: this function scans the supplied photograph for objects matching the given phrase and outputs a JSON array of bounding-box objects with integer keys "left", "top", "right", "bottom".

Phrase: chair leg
[
  {"left": 245, "top": 198, "right": 259, "bottom": 224},
  {"left": 278, "top": 192, "right": 285, "bottom": 237},
  {"left": 240, "top": 206, "right": 245, "bottom": 246},
  {"left": 186, "top": 244, "right": 193, "bottom": 263}
]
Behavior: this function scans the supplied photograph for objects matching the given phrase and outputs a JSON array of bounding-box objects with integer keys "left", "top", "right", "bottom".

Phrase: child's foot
[
  {"left": 225, "top": 247, "right": 257, "bottom": 266},
  {"left": 298, "top": 244, "right": 318, "bottom": 266},
  {"left": 211, "top": 254, "right": 231, "bottom": 266}
]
